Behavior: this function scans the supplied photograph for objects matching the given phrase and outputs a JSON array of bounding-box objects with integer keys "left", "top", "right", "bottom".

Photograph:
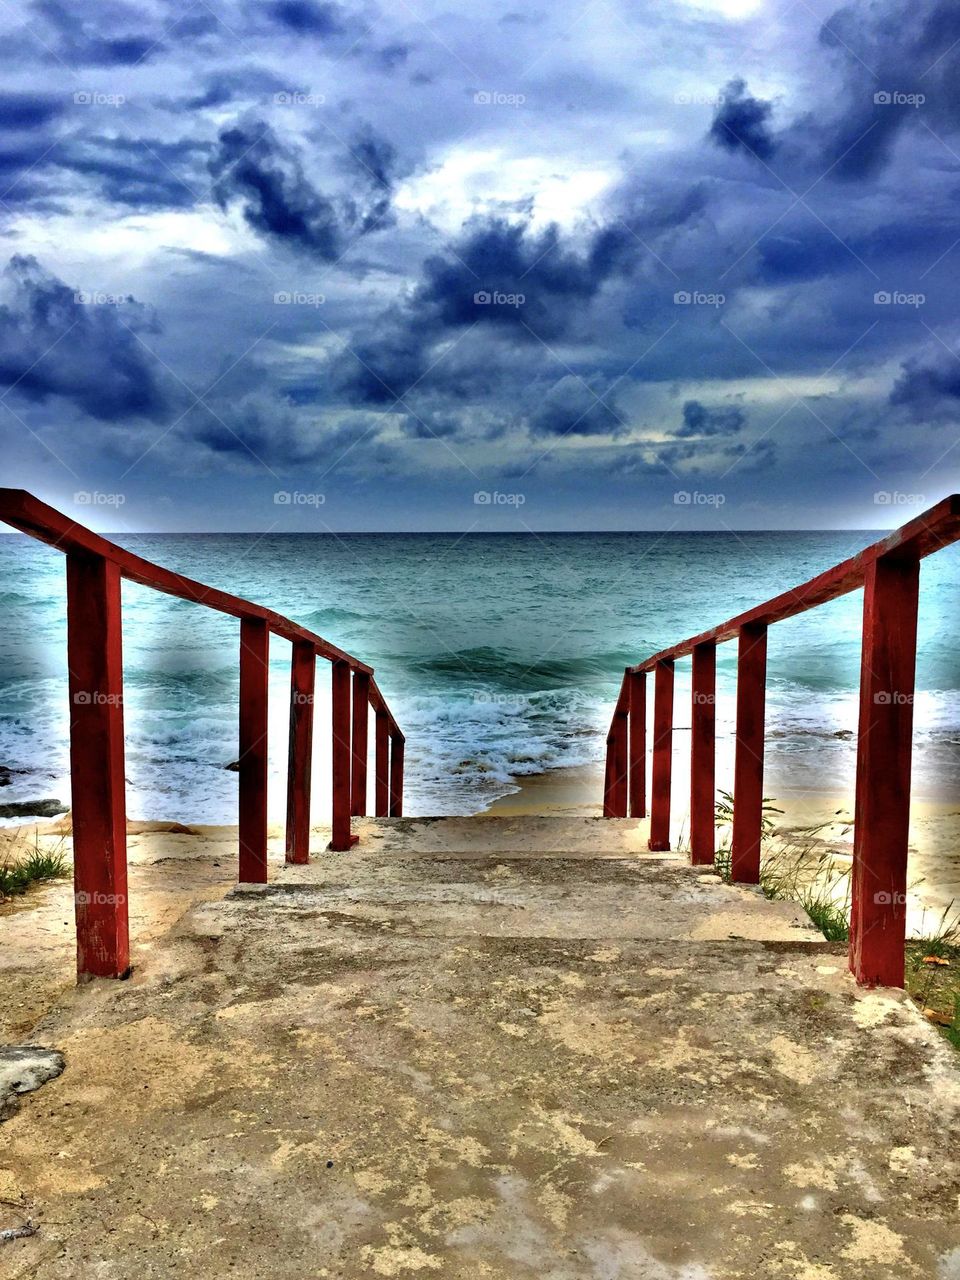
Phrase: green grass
[
  {"left": 0, "top": 833, "right": 70, "bottom": 898},
  {"left": 713, "top": 844, "right": 732, "bottom": 883},
  {"left": 714, "top": 789, "right": 783, "bottom": 837},
  {"left": 797, "top": 882, "right": 851, "bottom": 942}
]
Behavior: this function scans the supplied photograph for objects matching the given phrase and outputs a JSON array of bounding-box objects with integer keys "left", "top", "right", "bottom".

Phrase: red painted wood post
[
  {"left": 285, "top": 639, "right": 315, "bottom": 865},
  {"left": 648, "top": 659, "right": 675, "bottom": 851},
  {"left": 389, "top": 735, "right": 404, "bottom": 817},
  {"left": 731, "top": 623, "right": 767, "bottom": 884},
  {"left": 607, "top": 711, "right": 628, "bottom": 817},
  {"left": 66, "top": 552, "right": 129, "bottom": 980},
  {"left": 690, "top": 642, "right": 716, "bottom": 865},
  {"left": 628, "top": 670, "right": 646, "bottom": 818},
  {"left": 330, "top": 660, "right": 356, "bottom": 850},
  {"left": 239, "top": 617, "right": 269, "bottom": 883},
  {"left": 850, "top": 554, "right": 920, "bottom": 987},
  {"left": 374, "top": 712, "right": 390, "bottom": 817},
  {"left": 351, "top": 670, "right": 370, "bottom": 816}
]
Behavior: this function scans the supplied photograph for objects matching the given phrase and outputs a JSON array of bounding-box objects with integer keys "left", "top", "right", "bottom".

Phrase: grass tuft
[{"left": 0, "top": 831, "right": 70, "bottom": 899}]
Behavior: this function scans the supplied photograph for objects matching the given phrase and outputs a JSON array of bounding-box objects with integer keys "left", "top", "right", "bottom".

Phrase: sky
[{"left": 0, "top": 0, "right": 959, "bottom": 530}]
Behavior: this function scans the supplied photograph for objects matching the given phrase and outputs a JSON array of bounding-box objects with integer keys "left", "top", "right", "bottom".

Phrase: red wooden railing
[
  {"left": 0, "top": 490, "right": 405, "bottom": 982},
  {"left": 603, "top": 495, "right": 960, "bottom": 989}
]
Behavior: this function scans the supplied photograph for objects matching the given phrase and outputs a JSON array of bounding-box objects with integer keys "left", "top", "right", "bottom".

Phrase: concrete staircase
[
  {"left": 261, "top": 815, "right": 823, "bottom": 944},
  {"left": 5, "top": 816, "right": 960, "bottom": 1278}
]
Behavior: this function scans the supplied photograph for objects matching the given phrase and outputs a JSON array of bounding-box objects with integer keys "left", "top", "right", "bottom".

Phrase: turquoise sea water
[{"left": 1, "top": 530, "right": 960, "bottom": 821}]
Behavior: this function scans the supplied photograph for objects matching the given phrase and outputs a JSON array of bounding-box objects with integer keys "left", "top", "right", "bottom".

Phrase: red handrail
[
  {"left": 604, "top": 495, "right": 960, "bottom": 989},
  {"left": 0, "top": 489, "right": 405, "bottom": 981}
]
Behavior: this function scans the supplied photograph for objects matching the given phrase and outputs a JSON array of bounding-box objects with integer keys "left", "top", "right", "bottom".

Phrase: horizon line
[{"left": 1, "top": 525, "right": 902, "bottom": 536}]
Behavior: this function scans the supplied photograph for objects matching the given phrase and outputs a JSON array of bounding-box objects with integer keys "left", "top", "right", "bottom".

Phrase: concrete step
[
  {"left": 263, "top": 849, "right": 821, "bottom": 944},
  {"left": 332, "top": 814, "right": 654, "bottom": 858}
]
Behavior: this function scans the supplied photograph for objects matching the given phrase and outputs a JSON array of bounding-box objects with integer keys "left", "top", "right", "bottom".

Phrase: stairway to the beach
[{"left": 7, "top": 814, "right": 960, "bottom": 1279}]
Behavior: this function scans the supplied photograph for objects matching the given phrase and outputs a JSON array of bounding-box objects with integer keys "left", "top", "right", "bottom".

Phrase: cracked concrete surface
[{"left": 1, "top": 817, "right": 959, "bottom": 1278}]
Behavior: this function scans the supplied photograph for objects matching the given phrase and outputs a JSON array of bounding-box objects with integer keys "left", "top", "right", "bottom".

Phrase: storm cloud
[
  {"left": 210, "top": 119, "right": 398, "bottom": 259},
  {"left": 0, "top": 256, "right": 170, "bottom": 422}
]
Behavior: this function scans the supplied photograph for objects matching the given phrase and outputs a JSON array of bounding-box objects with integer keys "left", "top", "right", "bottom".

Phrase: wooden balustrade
[
  {"left": 603, "top": 495, "right": 960, "bottom": 988},
  {"left": 0, "top": 489, "right": 406, "bottom": 981}
]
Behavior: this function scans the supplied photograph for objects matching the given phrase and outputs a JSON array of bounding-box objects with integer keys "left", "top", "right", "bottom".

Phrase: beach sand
[{"left": 487, "top": 762, "right": 960, "bottom": 925}]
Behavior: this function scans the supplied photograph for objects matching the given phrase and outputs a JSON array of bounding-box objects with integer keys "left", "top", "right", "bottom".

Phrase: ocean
[{"left": 2, "top": 529, "right": 960, "bottom": 824}]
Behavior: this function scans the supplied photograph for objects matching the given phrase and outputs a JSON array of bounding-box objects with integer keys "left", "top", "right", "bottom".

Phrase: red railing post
[
  {"left": 239, "top": 617, "right": 269, "bottom": 883},
  {"left": 628, "top": 670, "right": 646, "bottom": 818},
  {"left": 285, "top": 639, "right": 315, "bottom": 865},
  {"left": 66, "top": 552, "right": 129, "bottom": 980},
  {"left": 648, "top": 659, "right": 674, "bottom": 850},
  {"left": 389, "top": 735, "right": 404, "bottom": 817},
  {"left": 850, "top": 553, "right": 920, "bottom": 987},
  {"left": 374, "top": 712, "right": 390, "bottom": 817},
  {"left": 731, "top": 623, "right": 767, "bottom": 884},
  {"left": 330, "top": 660, "right": 356, "bottom": 850},
  {"left": 690, "top": 642, "right": 716, "bottom": 865},
  {"left": 603, "top": 710, "right": 628, "bottom": 817},
  {"left": 351, "top": 670, "right": 370, "bottom": 816}
]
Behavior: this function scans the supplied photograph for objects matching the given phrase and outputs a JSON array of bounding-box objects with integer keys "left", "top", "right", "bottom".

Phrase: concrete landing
[{"left": 2, "top": 818, "right": 960, "bottom": 1279}]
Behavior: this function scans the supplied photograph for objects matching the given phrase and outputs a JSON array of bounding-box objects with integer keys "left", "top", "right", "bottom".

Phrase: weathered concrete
[
  {"left": 1, "top": 817, "right": 959, "bottom": 1279},
  {"left": 0, "top": 1046, "right": 64, "bottom": 1120}
]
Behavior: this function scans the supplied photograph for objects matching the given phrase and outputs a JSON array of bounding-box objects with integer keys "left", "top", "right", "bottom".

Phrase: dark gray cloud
[
  {"left": 0, "top": 92, "right": 68, "bottom": 129},
  {"left": 58, "top": 135, "right": 208, "bottom": 208},
  {"left": 31, "top": 0, "right": 163, "bottom": 66},
  {"left": 675, "top": 400, "right": 747, "bottom": 437},
  {"left": 891, "top": 347, "right": 960, "bottom": 418},
  {"left": 0, "top": 256, "right": 171, "bottom": 421},
  {"left": 209, "top": 118, "right": 397, "bottom": 259},
  {"left": 334, "top": 180, "right": 711, "bottom": 409},
  {"left": 708, "top": 78, "right": 775, "bottom": 160},
  {"left": 528, "top": 376, "right": 628, "bottom": 438},
  {"left": 267, "top": 1, "right": 351, "bottom": 37}
]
